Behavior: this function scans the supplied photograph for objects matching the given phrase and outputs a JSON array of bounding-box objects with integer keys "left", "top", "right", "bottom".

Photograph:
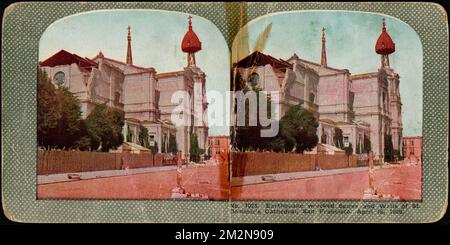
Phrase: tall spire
[
  {"left": 321, "top": 27, "right": 327, "bottom": 66},
  {"left": 126, "top": 25, "right": 133, "bottom": 65}
]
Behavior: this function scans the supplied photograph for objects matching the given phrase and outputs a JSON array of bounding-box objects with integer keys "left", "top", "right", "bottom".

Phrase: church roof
[
  {"left": 234, "top": 50, "right": 293, "bottom": 71},
  {"left": 290, "top": 55, "right": 348, "bottom": 74},
  {"left": 349, "top": 72, "right": 378, "bottom": 80},
  {"left": 92, "top": 52, "right": 156, "bottom": 73},
  {"left": 39, "top": 49, "right": 98, "bottom": 71},
  {"left": 181, "top": 16, "right": 202, "bottom": 53},
  {"left": 156, "top": 71, "right": 185, "bottom": 79}
]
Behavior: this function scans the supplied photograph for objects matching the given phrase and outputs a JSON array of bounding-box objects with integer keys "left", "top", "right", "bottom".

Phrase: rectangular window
[
  {"left": 343, "top": 136, "right": 349, "bottom": 147},
  {"left": 149, "top": 135, "right": 155, "bottom": 146}
]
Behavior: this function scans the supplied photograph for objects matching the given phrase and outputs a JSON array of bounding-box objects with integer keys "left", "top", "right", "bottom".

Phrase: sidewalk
[
  {"left": 37, "top": 163, "right": 229, "bottom": 200},
  {"left": 231, "top": 161, "right": 421, "bottom": 200},
  {"left": 231, "top": 166, "right": 370, "bottom": 186},
  {"left": 230, "top": 163, "right": 402, "bottom": 186},
  {"left": 37, "top": 165, "right": 177, "bottom": 185}
]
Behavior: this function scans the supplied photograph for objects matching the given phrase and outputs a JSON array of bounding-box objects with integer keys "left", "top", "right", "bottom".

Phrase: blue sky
[
  {"left": 40, "top": 10, "right": 422, "bottom": 137},
  {"left": 39, "top": 10, "right": 230, "bottom": 136},
  {"left": 233, "top": 11, "right": 423, "bottom": 137}
]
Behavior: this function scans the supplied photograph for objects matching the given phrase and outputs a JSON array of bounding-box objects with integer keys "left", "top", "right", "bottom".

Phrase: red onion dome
[
  {"left": 375, "top": 18, "right": 395, "bottom": 55},
  {"left": 181, "top": 16, "right": 202, "bottom": 53}
]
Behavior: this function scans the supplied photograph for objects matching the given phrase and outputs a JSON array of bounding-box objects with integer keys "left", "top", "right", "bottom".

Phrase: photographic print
[
  {"left": 1, "top": 2, "right": 447, "bottom": 223},
  {"left": 36, "top": 10, "right": 230, "bottom": 200},
  {"left": 230, "top": 11, "right": 423, "bottom": 201}
]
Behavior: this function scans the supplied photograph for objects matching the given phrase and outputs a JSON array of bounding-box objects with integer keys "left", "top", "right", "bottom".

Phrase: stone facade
[
  {"left": 39, "top": 17, "right": 208, "bottom": 157},
  {"left": 234, "top": 21, "right": 403, "bottom": 159}
]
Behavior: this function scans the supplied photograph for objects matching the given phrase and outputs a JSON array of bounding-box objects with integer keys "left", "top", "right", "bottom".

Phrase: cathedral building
[
  {"left": 234, "top": 19, "right": 403, "bottom": 158},
  {"left": 39, "top": 16, "right": 209, "bottom": 156}
]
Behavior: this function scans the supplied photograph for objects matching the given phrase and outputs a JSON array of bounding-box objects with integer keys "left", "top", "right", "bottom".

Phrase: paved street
[
  {"left": 37, "top": 163, "right": 229, "bottom": 200},
  {"left": 231, "top": 160, "right": 422, "bottom": 200},
  {"left": 37, "top": 160, "right": 421, "bottom": 201}
]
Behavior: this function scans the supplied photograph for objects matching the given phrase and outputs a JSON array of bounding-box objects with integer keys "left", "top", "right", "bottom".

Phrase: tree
[
  {"left": 37, "top": 69, "right": 60, "bottom": 149},
  {"left": 363, "top": 135, "right": 371, "bottom": 153},
  {"left": 278, "top": 103, "right": 319, "bottom": 153},
  {"left": 168, "top": 134, "right": 178, "bottom": 154},
  {"left": 189, "top": 132, "right": 200, "bottom": 162},
  {"left": 333, "top": 127, "right": 344, "bottom": 149},
  {"left": 37, "top": 68, "right": 84, "bottom": 150},
  {"left": 73, "top": 120, "right": 95, "bottom": 151},
  {"left": 206, "top": 147, "right": 212, "bottom": 159},
  {"left": 233, "top": 77, "right": 272, "bottom": 151},
  {"left": 265, "top": 136, "right": 286, "bottom": 153},
  {"left": 85, "top": 103, "right": 124, "bottom": 152},
  {"left": 126, "top": 125, "right": 133, "bottom": 143},
  {"left": 356, "top": 137, "right": 361, "bottom": 154},
  {"left": 138, "top": 125, "right": 150, "bottom": 148},
  {"left": 344, "top": 143, "right": 353, "bottom": 155},
  {"left": 384, "top": 134, "right": 394, "bottom": 162},
  {"left": 320, "top": 132, "right": 327, "bottom": 144},
  {"left": 53, "top": 86, "right": 84, "bottom": 148}
]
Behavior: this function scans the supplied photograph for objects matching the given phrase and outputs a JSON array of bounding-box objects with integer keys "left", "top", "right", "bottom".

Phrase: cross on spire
[{"left": 188, "top": 15, "right": 193, "bottom": 30}]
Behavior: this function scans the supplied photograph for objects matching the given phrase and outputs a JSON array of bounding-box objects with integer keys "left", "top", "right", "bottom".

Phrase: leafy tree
[
  {"left": 320, "top": 132, "right": 327, "bottom": 144},
  {"left": 85, "top": 103, "right": 124, "bottom": 152},
  {"left": 207, "top": 147, "right": 211, "bottom": 156},
  {"left": 189, "top": 132, "right": 200, "bottom": 162},
  {"left": 344, "top": 143, "right": 353, "bottom": 155},
  {"left": 37, "top": 69, "right": 60, "bottom": 149},
  {"left": 138, "top": 125, "right": 150, "bottom": 148},
  {"left": 356, "top": 137, "right": 361, "bottom": 154},
  {"left": 265, "top": 136, "right": 286, "bottom": 153},
  {"left": 278, "top": 104, "right": 319, "bottom": 153},
  {"left": 126, "top": 125, "right": 133, "bottom": 143},
  {"left": 37, "top": 69, "right": 126, "bottom": 152},
  {"left": 73, "top": 120, "right": 95, "bottom": 151},
  {"left": 333, "top": 127, "right": 344, "bottom": 149},
  {"left": 363, "top": 135, "right": 371, "bottom": 153},
  {"left": 168, "top": 134, "right": 178, "bottom": 154},
  {"left": 384, "top": 134, "right": 394, "bottom": 162},
  {"left": 37, "top": 68, "right": 84, "bottom": 150},
  {"left": 233, "top": 76, "right": 272, "bottom": 151},
  {"left": 53, "top": 86, "right": 84, "bottom": 148}
]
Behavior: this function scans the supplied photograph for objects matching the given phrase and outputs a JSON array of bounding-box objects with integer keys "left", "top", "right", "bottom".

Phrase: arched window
[{"left": 248, "top": 73, "right": 260, "bottom": 87}]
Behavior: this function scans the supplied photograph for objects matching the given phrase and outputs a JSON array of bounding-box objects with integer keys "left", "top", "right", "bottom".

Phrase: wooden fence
[
  {"left": 231, "top": 152, "right": 358, "bottom": 177},
  {"left": 37, "top": 151, "right": 177, "bottom": 175}
]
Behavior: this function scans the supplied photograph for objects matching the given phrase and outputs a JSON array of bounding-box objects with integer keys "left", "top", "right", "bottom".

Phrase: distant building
[
  {"left": 234, "top": 19, "right": 403, "bottom": 159},
  {"left": 39, "top": 16, "right": 208, "bottom": 157},
  {"left": 208, "top": 136, "right": 230, "bottom": 163},
  {"left": 402, "top": 136, "right": 422, "bottom": 162}
]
